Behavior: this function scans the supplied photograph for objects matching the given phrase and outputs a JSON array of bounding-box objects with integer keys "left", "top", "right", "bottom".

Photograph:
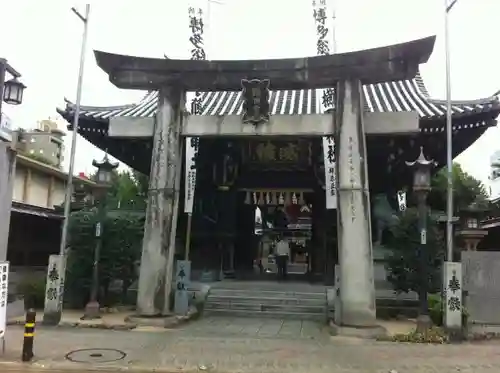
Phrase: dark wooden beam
[{"left": 94, "top": 36, "right": 436, "bottom": 91}]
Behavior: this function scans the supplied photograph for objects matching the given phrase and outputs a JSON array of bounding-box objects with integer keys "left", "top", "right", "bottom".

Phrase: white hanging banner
[
  {"left": 0, "top": 262, "right": 9, "bottom": 340},
  {"left": 322, "top": 136, "right": 337, "bottom": 209},
  {"left": 184, "top": 137, "right": 198, "bottom": 214}
]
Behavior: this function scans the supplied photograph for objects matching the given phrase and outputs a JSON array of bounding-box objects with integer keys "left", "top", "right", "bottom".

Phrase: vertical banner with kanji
[
  {"left": 0, "top": 262, "right": 9, "bottom": 339},
  {"left": 322, "top": 136, "right": 337, "bottom": 209},
  {"left": 444, "top": 261, "right": 462, "bottom": 329},
  {"left": 313, "top": 0, "right": 337, "bottom": 210},
  {"left": 185, "top": 6, "right": 205, "bottom": 214},
  {"left": 184, "top": 137, "right": 198, "bottom": 213}
]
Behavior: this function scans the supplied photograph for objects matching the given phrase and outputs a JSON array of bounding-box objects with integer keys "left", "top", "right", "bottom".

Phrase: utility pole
[{"left": 43, "top": 4, "right": 90, "bottom": 325}]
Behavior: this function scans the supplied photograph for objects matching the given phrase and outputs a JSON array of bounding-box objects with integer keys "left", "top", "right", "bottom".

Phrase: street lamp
[
  {"left": 82, "top": 153, "right": 118, "bottom": 320},
  {"left": 3, "top": 77, "right": 26, "bottom": 105},
  {"left": 0, "top": 58, "right": 26, "bottom": 265},
  {"left": 406, "top": 146, "right": 434, "bottom": 332},
  {"left": 0, "top": 59, "right": 26, "bottom": 109}
]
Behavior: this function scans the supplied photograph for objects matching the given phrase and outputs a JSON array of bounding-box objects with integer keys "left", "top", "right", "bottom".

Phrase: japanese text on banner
[
  {"left": 184, "top": 137, "right": 198, "bottom": 213},
  {"left": 184, "top": 6, "right": 205, "bottom": 214},
  {"left": 0, "top": 262, "right": 9, "bottom": 339},
  {"left": 322, "top": 136, "right": 337, "bottom": 209}
]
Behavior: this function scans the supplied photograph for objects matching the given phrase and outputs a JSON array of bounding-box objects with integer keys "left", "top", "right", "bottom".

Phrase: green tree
[
  {"left": 428, "top": 163, "right": 489, "bottom": 212},
  {"left": 385, "top": 208, "right": 445, "bottom": 295},
  {"left": 90, "top": 169, "right": 148, "bottom": 208},
  {"left": 65, "top": 208, "right": 144, "bottom": 307},
  {"left": 131, "top": 170, "right": 149, "bottom": 198},
  {"left": 108, "top": 170, "right": 141, "bottom": 203}
]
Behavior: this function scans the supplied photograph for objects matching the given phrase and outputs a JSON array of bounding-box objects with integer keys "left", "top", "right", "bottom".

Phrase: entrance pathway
[
  {"left": 3, "top": 322, "right": 500, "bottom": 372},
  {"left": 178, "top": 315, "right": 327, "bottom": 340}
]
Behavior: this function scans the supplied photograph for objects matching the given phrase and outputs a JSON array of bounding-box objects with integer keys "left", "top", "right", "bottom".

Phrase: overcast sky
[{"left": 1, "top": 0, "right": 499, "bottom": 190}]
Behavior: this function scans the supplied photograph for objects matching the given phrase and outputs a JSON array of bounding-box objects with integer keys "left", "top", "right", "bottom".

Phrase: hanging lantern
[
  {"left": 3, "top": 77, "right": 26, "bottom": 105},
  {"left": 257, "top": 192, "right": 264, "bottom": 205},
  {"left": 299, "top": 192, "right": 305, "bottom": 205},
  {"left": 271, "top": 192, "right": 278, "bottom": 205}
]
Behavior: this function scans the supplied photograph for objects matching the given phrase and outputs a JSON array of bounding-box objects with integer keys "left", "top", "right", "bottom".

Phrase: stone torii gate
[{"left": 93, "top": 35, "right": 435, "bottom": 329}]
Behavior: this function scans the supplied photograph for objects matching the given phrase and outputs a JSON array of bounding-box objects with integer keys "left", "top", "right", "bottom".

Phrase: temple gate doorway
[{"left": 191, "top": 136, "right": 334, "bottom": 282}]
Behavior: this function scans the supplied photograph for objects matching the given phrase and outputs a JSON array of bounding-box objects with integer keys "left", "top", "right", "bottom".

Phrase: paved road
[{"left": 1, "top": 316, "right": 500, "bottom": 372}]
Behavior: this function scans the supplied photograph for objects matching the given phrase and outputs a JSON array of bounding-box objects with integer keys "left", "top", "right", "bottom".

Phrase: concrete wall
[
  {"left": 12, "top": 163, "right": 62, "bottom": 208},
  {"left": 463, "top": 251, "right": 500, "bottom": 330},
  {"left": 12, "top": 157, "right": 92, "bottom": 209}
]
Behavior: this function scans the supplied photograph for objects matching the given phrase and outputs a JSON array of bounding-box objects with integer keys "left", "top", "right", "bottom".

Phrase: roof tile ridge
[
  {"left": 63, "top": 97, "right": 137, "bottom": 112},
  {"left": 413, "top": 69, "right": 431, "bottom": 97},
  {"left": 427, "top": 95, "right": 500, "bottom": 106}
]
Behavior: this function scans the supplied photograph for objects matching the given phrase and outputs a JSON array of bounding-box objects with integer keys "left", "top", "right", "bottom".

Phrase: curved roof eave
[{"left": 57, "top": 74, "right": 500, "bottom": 124}]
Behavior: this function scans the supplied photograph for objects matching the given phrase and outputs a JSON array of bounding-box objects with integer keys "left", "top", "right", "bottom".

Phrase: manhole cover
[{"left": 65, "top": 348, "right": 126, "bottom": 363}]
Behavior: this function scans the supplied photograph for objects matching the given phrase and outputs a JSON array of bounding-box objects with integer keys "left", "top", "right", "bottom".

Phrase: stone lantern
[
  {"left": 82, "top": 153, "right": 118, "bottom": 320},
  {"left": 456, "top": 203, "right": 488, "bottom": 252},
  {"left": 405, "top": 146, "right": 434, "bottom": 332}
]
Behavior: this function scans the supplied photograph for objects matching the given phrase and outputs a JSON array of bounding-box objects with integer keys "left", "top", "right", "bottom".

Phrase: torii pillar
[{"left": 335, "top": 80, "right": 376, "bottom": 328}]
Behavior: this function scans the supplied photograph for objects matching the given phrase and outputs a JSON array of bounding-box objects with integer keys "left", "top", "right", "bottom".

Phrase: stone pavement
[
  {"left": 7, "top": 309, "right": 136, "bottom": 330},
  {"left": 1, "top": 316, "right": 500, "bottom": 372}
]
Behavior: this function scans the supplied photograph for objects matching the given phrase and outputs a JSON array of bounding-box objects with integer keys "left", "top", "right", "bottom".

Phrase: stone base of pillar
[
  {"left": 416, "top": 314, "right": 432, "bottom": 333},
  {"left": 329, "top": 320, "right": 388, "bottom": 339},
  {"left": 125, "top": 314, "right": 174, "bottom": 328},
  {"left": 81, "top": 300, "right": 101, "bottom": 320}
]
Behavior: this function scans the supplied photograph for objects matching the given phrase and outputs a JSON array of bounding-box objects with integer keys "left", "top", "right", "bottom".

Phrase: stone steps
[
  {"left": 204, "top": 308, "right": 326, "bottom": 321},
  {"left": 209, "top": 289, "right": 325, "bottom": 300},
  {"left": 207, "top": 301, "right": 324, "bottom": 314},
  {"left": 204, "top": 286, "right": 327, "bottom": 321},
  {"left": 209, "top": 294, "right": 324, "bottom": 305}
]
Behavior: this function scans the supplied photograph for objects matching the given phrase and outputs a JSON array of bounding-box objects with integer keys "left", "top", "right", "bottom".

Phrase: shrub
[
  {"left": 427, "top": 293, "right": 468, "bottom": 327},
  {"left": 380, "top": 326, "right": 449, "bottom": 344},
  {"left": 64, "top": 208, "right": 143, "bottom": 308},
  {"left": 17, "top": 275, "right": 46, "bottom": 309}
]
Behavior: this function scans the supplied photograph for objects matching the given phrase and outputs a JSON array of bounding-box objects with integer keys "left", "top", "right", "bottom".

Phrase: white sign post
[
  {"left": 174, "top": 260, "right": 191, "bottom": 316},
  {"left": 0, "top": 261, "right": 9, "bottom": 352},
  {"left": 322, "top": 136, "right": 337, "bottom": 210},
  {"left": 42, "top": 255, "right": 65, "bottom": 325},
  {"left": 444, "top": 261, "right": 462, "bottom": 334}
]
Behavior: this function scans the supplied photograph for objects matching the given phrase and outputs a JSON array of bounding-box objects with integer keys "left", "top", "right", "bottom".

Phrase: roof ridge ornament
[
  {"left": 406, "top": 146, "right": 434, "bottom": 167},
  {"left": 241, "top": 78, "right": 270, "bottom": 127}
]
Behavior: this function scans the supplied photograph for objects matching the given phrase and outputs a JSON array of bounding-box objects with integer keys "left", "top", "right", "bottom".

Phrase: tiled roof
[{"left": 63, "top": 72, "right": 500, "bottom": 128}]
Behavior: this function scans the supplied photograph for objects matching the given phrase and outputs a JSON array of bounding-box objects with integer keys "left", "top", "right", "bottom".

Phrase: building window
[{"left": 30, "top": 138, "right": 36, "bottom": 143}]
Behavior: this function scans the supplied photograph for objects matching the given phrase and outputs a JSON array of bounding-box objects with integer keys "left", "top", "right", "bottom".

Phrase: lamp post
[
  {"left": 406, "top": 146, "right": 434, "bottom": 332},
  {"left": 82, "top": 154, "right": 117, "bottom": 320},
  {"left": 0, "top": 59, "right": 26, "bottom": 264}
]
